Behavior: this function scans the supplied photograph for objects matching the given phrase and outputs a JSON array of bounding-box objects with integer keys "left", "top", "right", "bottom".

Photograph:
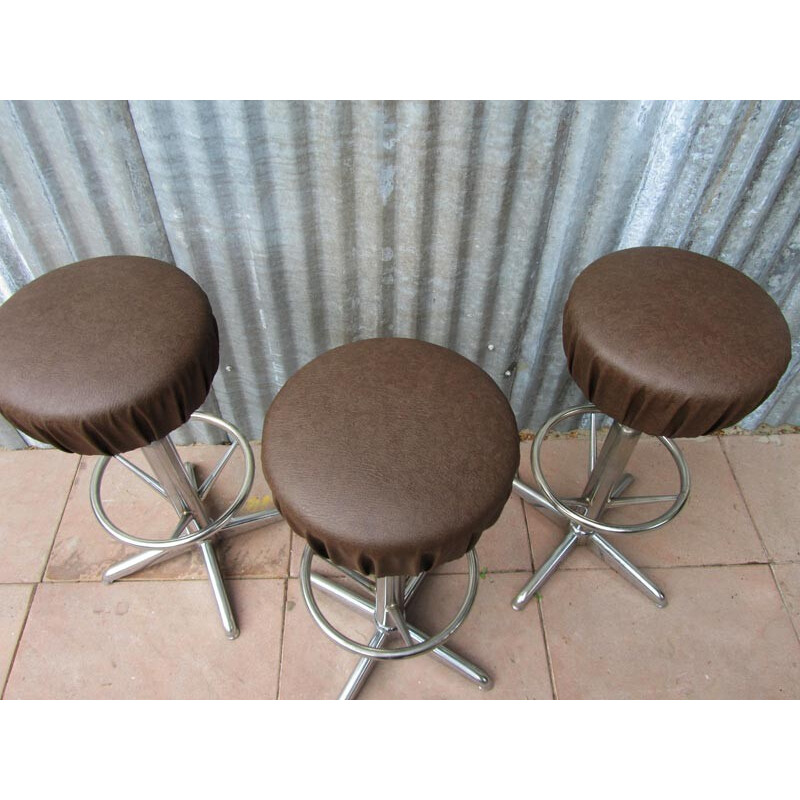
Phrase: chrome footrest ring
[
  {"left": 299, "top": 546, "right": 480, "bottom": 660},
  {"left": 531, "top": 404, "right": 691, "bottom": 536},
  {"left": 89, "top": 411, "right": 255, "bottom": 550}
]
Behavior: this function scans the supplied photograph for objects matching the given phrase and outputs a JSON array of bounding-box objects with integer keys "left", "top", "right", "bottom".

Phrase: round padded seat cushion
[
  {"left": 563, "top": 247, "right": 791, "bottom": 437},
  {"left": 261, "top": 338, "right": 519, "bottom": 577},
  {"left": 0, "top": 256, "right": 219, "bottom": 455}
]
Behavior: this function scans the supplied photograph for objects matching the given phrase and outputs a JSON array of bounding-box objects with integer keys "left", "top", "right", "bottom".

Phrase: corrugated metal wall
[{"left": 1, "top": 100, "right": 798, "bottom": 448}]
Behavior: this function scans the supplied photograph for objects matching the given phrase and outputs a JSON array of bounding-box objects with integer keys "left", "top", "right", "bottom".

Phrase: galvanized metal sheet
[
  {"left": 1, "top": 100, "right": 798, "bottom": 448},
  {"left": 0, "top": 100, "right": 221, "bottom": 444}
]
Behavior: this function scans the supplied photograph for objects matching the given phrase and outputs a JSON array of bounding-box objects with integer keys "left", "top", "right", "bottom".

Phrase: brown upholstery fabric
[
  {"left": 0, "top": 256, "right": 219, "bottom": 455},
  {"left": 261, "top": 338, "right": 519, "bottom": 577},
  {"left": 563, "top": 247, "right": 791, "bottom": 437}
]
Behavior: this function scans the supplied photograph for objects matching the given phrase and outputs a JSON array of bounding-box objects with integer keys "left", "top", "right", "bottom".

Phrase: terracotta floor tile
[
  {"left": 3, "top": 431, "right": 797, "bottom": 701},
  {"left": 0, "top": 584, "right": 34, "bottom": 693},
  {"left": 518, "top": 436, "right": 765, "bottom": 575},
  {"left": 46, "top": 444, "right": 290, "bottom": 582},
  {"left": 288, "top": 494, "right": 532, "bottom": 577},
  {"left": 771, "top": 564, "right": 800, "bottom": 640},
  {"left": 288, "top": 533, "right": 341, "bottom": 579},
  {"left": 541, "top": 564, "right": 800, "bottom": 699},
  {"left": 438, "top": 496, "right": 532, "bottom": 575},
  {"left": 4, "top": 579, "right": 285, "bottom": 699},
  {"left": 279, "top": 572, "right": 552, "bottom": 699},
  {"left": 278, "top": 577, "right": 375, "bottom": 699},
  {"left": 518, "top": 437, "right": 593, "bottom": 571},
  {"left": 722, "top": 435, "right": 800, "bottom": 561},
  {"left": 0, "top": 449, "right": 79, "bottom": 583}
]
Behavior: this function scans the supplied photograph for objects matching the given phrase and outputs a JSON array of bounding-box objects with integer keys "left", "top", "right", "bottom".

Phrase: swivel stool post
[
  {"left": 262, "top": 338, "right": 520, "bottom": 699},
  {"left": 0, "top": 256, "right": 283, "bottom": 639},
  {"left": 512, "top": 247, "right": 791, "bottom": 611}
]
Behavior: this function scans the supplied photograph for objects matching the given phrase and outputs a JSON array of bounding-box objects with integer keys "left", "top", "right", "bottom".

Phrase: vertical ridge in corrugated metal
[{"left": 1, "top": 100, "right": 798, "bottom": 448}]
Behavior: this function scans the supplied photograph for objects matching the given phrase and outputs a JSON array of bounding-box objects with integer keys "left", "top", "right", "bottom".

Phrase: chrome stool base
[
  {"left": 90, "top": 411, "right": 283, "bottom": 639},
  {"left": 513, "top": 404, "right": 691, "bottom": 611},
  {"left": 300, "top": 546, "right": 492, "bottom": 699},
  {"left": 511, "top": 522, "right": 668, "bottom": 610}
]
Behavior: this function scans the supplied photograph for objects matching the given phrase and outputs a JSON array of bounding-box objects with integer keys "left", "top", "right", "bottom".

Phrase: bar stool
[
  {"left": 512, "top": 246, "right": 791, "bottom": 610},
  {"left": 0, "top": 256, "right": 282, "bottom": 638},
  {"left": 261, "top": 338, "right": 519, "bottom": 699}
]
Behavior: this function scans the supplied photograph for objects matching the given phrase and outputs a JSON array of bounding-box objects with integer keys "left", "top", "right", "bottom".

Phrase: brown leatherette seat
[
  {"left": 563, "top": 247, "right": 791, "bottom": 438},
  {"left": 0, "top": 256, "right": 219, "bottom": 455},
  {"left": 261, "top": 338, "right": 520, "bottom": 577}
]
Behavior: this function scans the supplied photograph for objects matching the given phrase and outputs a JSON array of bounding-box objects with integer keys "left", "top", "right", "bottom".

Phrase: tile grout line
[
  {"left": 520, "top": 500, "right": 537, "bottom": 575},
  {"left": 276, "top": 529, "right": 300, "bottom": 700},
  {"left": 275, "top": 577, "right": 289, "bottom": 700},
  {"left": 95, "top": 576, "right": 287, "bottom": 584},
  {"left": 768, "top": 564, "right": 800, "bottom": 646},
  {"left": 298, "top": 562, "right": 800, "bottom": 578},
  {"left": 1, "top": 582, "right": 39, "bottom": 700},
  {"left": 532, "top": 561, "right": 775, "bottom": 572},
  {"left": 517, "top": 476, "right": 559, "bottom": 700},
  {"left": 718, "top": 438, "right": 771, "bottom": 563},
  {"left": 286, "top": 560, "right": 800, "bottom": 577},
  {"left": 536, "top": 596, "right": 559, "bottom": 700},
  {"left": 719, "top": 438, "right": 800, "bottom": 646},
  {"left": 40, "top": 453, "right": 83, "bottom": 584},
  {"left": 3, "top": 452, "right": 83, "bottom": 698}
]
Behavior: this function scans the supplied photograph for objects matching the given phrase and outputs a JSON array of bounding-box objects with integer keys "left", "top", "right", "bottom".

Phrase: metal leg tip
[{"left": 511, "top": 591, "right": 535, "bottom": 612}]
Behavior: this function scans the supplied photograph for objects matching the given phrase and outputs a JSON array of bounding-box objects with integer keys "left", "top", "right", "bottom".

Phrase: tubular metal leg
[
  {"left": 184, "top": 462, "right": 240, "bottom": 640},
  {"left": 512, "top": 477, "right": 564, "bottom": 522},
  {"left": 199, "top": 540, "right": 238, "bottom": 639},
  {"left": 104, "top": 548, "right": 182, "bottom": 584},
  {"left": 140, "top": 442, "right": 240, "bottom": 639},
  {"left": 587, "top": 534, "right": 667, "bottom": 607},
  {"left": 514, "top": 412, "right": 679, "bottom": 610},
  {"left": 512, "top": 528, "right": 581, "bottom": 611},
  {"left": 339, "top": 630, "right": 390, "bottom": 700},
  {"left": 311, "top": 568, "right": 492, "bottom": 699},
  {"left": 94, "top": 415, "right": 286, "bottom": 637},
  {"left": 102, "top": 507, "right": 282, "bottom": 582},
  {"left": 340, "top": 573, "right": 425, "bottom": 699},
  {"left": 611, "top": 473, "right": 635, "bottom": 499}
]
